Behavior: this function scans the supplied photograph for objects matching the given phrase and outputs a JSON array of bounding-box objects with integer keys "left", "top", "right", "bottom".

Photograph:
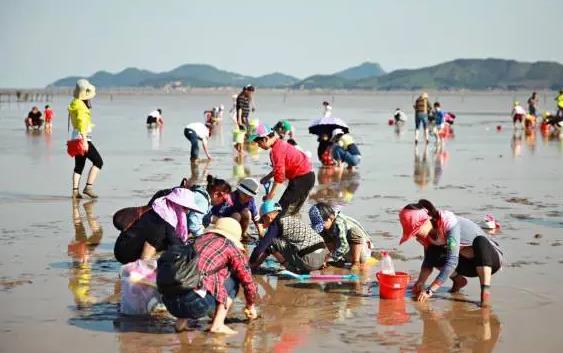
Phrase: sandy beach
[{"left": 1, "top": 91, "right": 562, "bottom": 353}]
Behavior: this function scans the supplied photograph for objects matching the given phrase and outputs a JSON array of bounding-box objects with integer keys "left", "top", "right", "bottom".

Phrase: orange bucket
[
  {"left": 376, "top": 271, "right": 410, "bottom": 299},
  {"left": 377, "top": 298, "right": 410, "bottom": 326}
]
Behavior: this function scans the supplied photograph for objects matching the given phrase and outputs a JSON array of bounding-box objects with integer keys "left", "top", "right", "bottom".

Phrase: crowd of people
[{"left": 51, "top": 79, "right": 563, "bottom": 334}]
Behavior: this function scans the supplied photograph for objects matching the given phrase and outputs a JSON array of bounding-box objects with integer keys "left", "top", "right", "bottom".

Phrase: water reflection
[
  {"left": 67, "top": 199, "right": 104, "bottom": 308},
  {"left": 146, "top": 126, "right": 163, "bottom": 150},
  {"left": 433, "top": 144, "right": 449, "bottom": 186},
  {"left": 188, "top": 159, "right": 210, "bottom": 186},
  {"left": 413, "top": 145, "right": 431, "bottom": 189},
  {"left": 233, "top": 155, "right": 251, "bottom": 181},
  {"left": 414, "top": 300, "right": 501, "bottom": 353},
  {"left": 511, "top": 130, "right": 523, "bottom": 157},
  {"left": 310, "top": 166, "right": 361, "bottom": 205}
]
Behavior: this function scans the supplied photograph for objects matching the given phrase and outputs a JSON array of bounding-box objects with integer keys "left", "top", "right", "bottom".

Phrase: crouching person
[
  {"left": 159, "top": 217, "right": 258, "bottom": 334},
  {"left": 250, "top": 201, "right": 328, "bottom": 273},
  {"left": 309, "top": 202, "right": 372, "bottom": 270}
]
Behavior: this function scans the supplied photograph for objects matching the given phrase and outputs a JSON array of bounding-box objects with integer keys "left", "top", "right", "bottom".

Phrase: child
[
  {"left": 393, "top": 108, "right": 407, "bottom": 125},
  {"left": 273, "top": 120, "right": 295, "bottom": 141},
  {"left": 433, "top": 102, "right": 445, "bottom": 142},
  {"left": 211, "top": 178, "right": 263, "bottom": 241},
  {"left": 184, "top": 122, "right": 212, "bottom": 161},
  {"left": 250, "top": 201, "right": 328, "bottom": 273},
  {"left": 331, "top": 128, "right": 361, "bottom": 169},
  {"left": 44, "top": 105, "right": 54, "bottom": 132},
  {"left": 250, "top": 123, "right": 315, "bottom": 216},
  {"left": 511, "top": 101, "right": 526, "bottom": 129},
  {"left": 309, "top": 202, "right": 372, "bottom": 270}
]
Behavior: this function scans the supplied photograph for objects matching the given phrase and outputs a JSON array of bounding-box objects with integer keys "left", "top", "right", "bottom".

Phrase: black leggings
[
  {"left": 279, "top": 171, "right": 315, "bottom": 216},
  {"left": 426, "top": 236, "right": 501, "bottom": 278},
  {"left": 74, "top": 141, "right": 103, "bottom": 175}
]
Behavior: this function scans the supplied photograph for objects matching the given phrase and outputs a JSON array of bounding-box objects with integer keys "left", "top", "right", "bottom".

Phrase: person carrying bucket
[{"left": 398, "top": 199, "right": 504, "bottom": 307}]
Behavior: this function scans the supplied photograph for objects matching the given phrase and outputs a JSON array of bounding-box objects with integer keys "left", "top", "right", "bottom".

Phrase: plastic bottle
[{"left": 380, "top": 251, "right": 396, "bottom": 275}]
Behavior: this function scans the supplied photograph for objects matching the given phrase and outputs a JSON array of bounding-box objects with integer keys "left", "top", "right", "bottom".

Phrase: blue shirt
[{"left": 187, "top": 186, "right": 212, "bottom": 236}]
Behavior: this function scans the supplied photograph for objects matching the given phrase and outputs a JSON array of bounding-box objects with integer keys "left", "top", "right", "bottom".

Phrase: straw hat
[
  {"left": 205, "top": 217, "right": 244, "bottom": 250},
  {"left": 73, "top": 79, "right": 96, "bottom": 100},
  {"left": 421, "top": 92, "right": 429, "bottom": 99}
]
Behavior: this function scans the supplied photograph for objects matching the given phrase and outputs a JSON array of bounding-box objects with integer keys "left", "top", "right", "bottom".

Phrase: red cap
[{"left": 399, "top": 208, "right": 430, "bottom": 244}]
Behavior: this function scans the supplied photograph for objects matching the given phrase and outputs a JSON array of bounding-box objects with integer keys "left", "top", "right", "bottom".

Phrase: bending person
[
  {"left": 114, "top": 188, "right": 205, "bottom": 264},
  {"left": 250, "top": 201, "right": 328, "bottom": 274},
  {"left": 161, "top": 217, "right": 258, "bottom": 334},
  {"left": 250, "top": 123, "right": 315, "bottom": 216},
  {"left": 398, "top": 199, "right": 503, "bottom": 307}
]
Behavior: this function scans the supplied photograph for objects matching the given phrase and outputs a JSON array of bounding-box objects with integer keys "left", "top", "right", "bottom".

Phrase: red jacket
[{"left": 270, "top": 140, "right": 312, "bottom": 183}]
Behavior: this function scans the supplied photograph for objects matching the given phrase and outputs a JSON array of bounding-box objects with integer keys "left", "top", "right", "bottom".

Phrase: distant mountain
[
  {"left": 333, "top": 62, "right": 385, "bottom": 80},
  {"left": 252, "top": 72, "right": 300, "bottom": 88},
  {"left": 50, "top": 59, "right": 563, "bottom": 90},
  {"left": 355, "top": 59, "right": 563, "bottom": 90}
]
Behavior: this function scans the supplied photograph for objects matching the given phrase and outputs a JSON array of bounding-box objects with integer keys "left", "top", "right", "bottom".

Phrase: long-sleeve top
[
  {"left": 195, "top": 233, "right": 257, "bottom": 306},
  {"left": 270, "top": 139, "right": 312, "bottom": 183},
  {"left": 68, "top": 98, "right": 93, "bottom": 139},
  {"left": 422, "top": 215, "right": 503, "bottom": 287},
  {"left": 323, "top": 213, "right": 370, "bottom": 261}
]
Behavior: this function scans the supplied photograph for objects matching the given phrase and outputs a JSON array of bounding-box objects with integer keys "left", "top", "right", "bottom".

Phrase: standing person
[
  {"left": 413, "top": 92, "right": 432, "bottom": 144},
  {"left": 433, "top": 102, "right": 445, "bottom": 143},
  {"left": 250, "top": 201, "right": 328, "bottom": 273},
  {"left": 308, "top": 202, "right": 372, "bottom": 269},
  {"left": 161, "top": 217, "right": 258, "bottom": 334},
  {"left": 236, "top": 85, "right": 255, "bottom": 130},
  {"left": 25, "top": 106, "right": 43, "bottom": 130},
  {"left": 250, "top": 123, "right": 315, "bottom": 216},
  {"left": 68, "top": 79, "right": 103, "bottom": 199},
  {"left": 44, "top": 105, "right": 54, "bottom": 132},
  {"left": 184, "top": 122, "right": 212, "bottom": 161},
  {"left": 527, "top": 92, "right": 539, "bottom": 116},
  {"left": 322, "top": 101, "right": 332, "bottom": 117},
  {"left": 330, "top": 128, "right": 361, "bottom": 169},
  {"left": 398, "top": 199, "right": 503, "bottom": 307},
  {"left": 511, "top": 101, "right": 526, "bottom": 129},
  {"left": 146, "top": 109, "right": 164, "bottom": 127}
]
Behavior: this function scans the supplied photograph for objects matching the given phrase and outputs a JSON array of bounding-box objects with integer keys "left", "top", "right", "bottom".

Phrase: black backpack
[{"left": 156, "top": 237, "right": 219, "bottom": 296}]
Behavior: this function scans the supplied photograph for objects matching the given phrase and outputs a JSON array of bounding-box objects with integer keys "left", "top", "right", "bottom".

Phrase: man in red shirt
[{"left": 250, "top": 123, "right": 315, "bottom": 216}]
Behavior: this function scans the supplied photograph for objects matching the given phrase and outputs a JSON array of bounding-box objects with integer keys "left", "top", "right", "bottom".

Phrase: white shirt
[
  {"left": 394, "top": 110, "right": 407, "bottom": 122},
  {"left": 148, "top": 110, "right": 161, "bottom": 118},
  {"left": 186, "top": 122, "right": 209, "bottom": 140},
  {"left": 512, "top": 106, "right": 526, "bottom": 115}
]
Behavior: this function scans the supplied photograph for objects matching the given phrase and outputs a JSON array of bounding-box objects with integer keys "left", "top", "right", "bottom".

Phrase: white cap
[{"left": 332, "top": 128, "right": 344, "bottom": 138}]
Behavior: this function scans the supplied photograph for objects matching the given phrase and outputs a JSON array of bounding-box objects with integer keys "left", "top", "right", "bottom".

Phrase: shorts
[
  {"left": 415, "top": 112, "right": 428, "bottom": 130},
  {"left": 162, "top": 276, "right": 239, "bottom": 319},
  {"left": 513, "top": 114, "right": 523, "bottom": 123}
]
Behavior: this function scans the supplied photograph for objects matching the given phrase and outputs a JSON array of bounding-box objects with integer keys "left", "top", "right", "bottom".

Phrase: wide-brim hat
[
  {"left": 74, "top": 79, "right": 96, "bottom": 100},
  {"left": 165, "top": 188, "right": 206, "bottom": 214},
  {"left": 205, "top": 217, "right": 244, "bottom": 250},
  {"left": 399, "top": 208, "right": 430, "bottom": 245},
  {"left": 421, "top": 92, "right": 428, "bottom": 99},
  {"left": 237, "top": 177, "right": 259, "bottom": 197}
]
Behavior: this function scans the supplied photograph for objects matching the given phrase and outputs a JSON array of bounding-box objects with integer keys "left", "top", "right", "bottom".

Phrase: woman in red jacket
[{"left": 250, "top": 123, "right": 315, "bottom": 216}]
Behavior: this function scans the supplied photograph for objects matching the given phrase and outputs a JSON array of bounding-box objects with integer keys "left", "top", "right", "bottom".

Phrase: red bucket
[{"left": 376, "top": 271, "right": 410, "bottom": 299}]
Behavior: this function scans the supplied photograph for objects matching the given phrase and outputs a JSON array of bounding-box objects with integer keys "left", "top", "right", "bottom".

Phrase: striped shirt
[{"left": 236, "top": 92, "right": 250, "bottom": 118}]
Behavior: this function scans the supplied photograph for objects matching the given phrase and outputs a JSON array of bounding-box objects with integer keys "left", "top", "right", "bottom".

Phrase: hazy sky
[{"left": 1, "top": 0, "right": 561, "bottom": 88}]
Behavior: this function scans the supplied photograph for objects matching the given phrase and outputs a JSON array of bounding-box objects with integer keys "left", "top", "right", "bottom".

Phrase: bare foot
[{"left": 209, "top": 324, "right": 238, "bottom": 335}]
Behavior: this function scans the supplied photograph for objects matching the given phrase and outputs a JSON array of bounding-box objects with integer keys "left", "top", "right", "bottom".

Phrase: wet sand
[{"left": 1, "top": 92, "right": 562, "bottom": 353}]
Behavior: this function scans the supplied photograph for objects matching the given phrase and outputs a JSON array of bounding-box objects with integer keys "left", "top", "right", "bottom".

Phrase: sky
[{"left": 1, "top": 0, "right": 562, "bottom": 88}]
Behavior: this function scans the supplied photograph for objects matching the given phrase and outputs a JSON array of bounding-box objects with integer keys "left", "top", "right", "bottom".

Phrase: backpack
[
  {"left": 156, "top": 237, "right": 219, "bottom": 296},
  {"left": 113, "top": 205, "right": 151, "bottom": 232}
]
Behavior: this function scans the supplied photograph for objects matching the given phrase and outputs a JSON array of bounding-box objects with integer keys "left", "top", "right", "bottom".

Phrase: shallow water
[{"left": 1, "top": 91, "right": 562, "bottom": 353}]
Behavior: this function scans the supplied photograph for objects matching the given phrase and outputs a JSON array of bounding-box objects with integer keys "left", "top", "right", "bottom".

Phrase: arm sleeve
[
  {"left": 249, "top": 222, "right": 279, "bottom": 264},
  {"left": 432, "top": 223, "right": 461, "bottom": 287},
  {"left": 271, "top": 150, "right": 286, "bottom": 183},
  {"left": 229, "top": 249, "right": 257, "bottom": 306},
  {"left": 332, "top": 219, "right": 350, "bottom": 260}
]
